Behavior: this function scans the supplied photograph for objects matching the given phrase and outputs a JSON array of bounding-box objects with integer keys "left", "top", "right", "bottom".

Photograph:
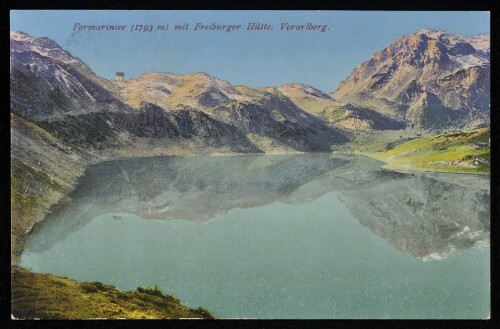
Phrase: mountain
[
  {"left": 10, "top": 31, "right": 119, "bottom": 120},
  {"left": 117, "top": 74, "right": 349, "bottom": 151},
  {"left": 332, "top": 29, "right": 490, "bottom": 131},
  {"left": 10, "top": 31, "right": 347, "bottom": 154},
  {"left": 208, "top": 86, "right": 349, "bottom": 151},
  {"left": 10, "top": 31, "right": 135, "bottom": 151},
  {"left": 119, "top": 72, "right": 247, "bottom": 110}
]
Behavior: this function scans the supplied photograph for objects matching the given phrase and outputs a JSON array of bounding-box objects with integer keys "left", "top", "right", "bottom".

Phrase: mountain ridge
[
  {"left": 11, "top": 31, "right": 349, "bottom": 155},
  {"left": 12, "top": 29, "right": 489, "bottom": 135}
]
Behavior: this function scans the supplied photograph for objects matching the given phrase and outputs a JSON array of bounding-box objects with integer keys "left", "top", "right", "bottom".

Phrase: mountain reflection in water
[{"left": 26, "top": 154, "right": 489, "bottom": 260}]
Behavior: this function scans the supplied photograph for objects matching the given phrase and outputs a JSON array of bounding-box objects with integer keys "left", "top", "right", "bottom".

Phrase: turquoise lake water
[{"left": 20, "top": 154, "right": 490, "bottom": 319}]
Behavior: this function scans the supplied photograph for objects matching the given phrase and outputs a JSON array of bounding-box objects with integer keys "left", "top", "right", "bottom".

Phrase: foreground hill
[
  {"left": 332, "top": 29, "right": 490, "bottom": 131},
  {"left": 11, "top": 267, "right": 213, "bottom": 319}
]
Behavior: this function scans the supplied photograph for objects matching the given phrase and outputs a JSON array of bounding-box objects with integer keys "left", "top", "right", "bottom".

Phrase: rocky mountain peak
[
  {"left": 332, "top": 29, "right": 490, "bottom": 131},
  {"left": 11, "top": 31, "right": 81, "bottom": 66},
  {"left": 416, "top": 28, "right": 445, "bottom": 37},
  {"left": 10, "top": 31, "right": 31, "bottom": 41}
]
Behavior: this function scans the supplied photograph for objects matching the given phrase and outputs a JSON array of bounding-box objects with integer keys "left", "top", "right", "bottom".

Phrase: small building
[{"left": 115, "top": 72, "right": 125, "bottom": 81}]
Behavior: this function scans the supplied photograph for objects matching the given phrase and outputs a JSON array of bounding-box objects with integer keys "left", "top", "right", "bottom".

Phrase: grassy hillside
[
  {"left": 372, "top": 127, "right": 490, "bottom": 174},
  {"left": 11, "top": 267, "right": 214, "bottom": 319}
]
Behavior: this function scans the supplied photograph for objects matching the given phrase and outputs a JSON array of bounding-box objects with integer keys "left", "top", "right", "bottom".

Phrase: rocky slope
[
  {"left": 209, "top": 87, "right": 349, "bottom": 151},
  {"left": 332, "top": 29, "right": 490, "bottom": 131},
  {"left": 10, "top": 114, "right": 92, "bottom": 261},
  {"left": 278, "top": 83, "right": 405, "bottom": 130}
]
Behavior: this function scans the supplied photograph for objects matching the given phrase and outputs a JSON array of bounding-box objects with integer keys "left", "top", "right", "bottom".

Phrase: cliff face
[
  {"left": 130, "top": 102, "right": 260, "bottom": 152},
  {"left": 332, "top": 29, "right": 490, "bottom": 131}
]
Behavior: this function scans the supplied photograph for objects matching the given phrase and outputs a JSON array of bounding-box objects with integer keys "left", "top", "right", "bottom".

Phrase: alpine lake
[{"left": 20, "top": 154, "right": 490, "bottom": 319}]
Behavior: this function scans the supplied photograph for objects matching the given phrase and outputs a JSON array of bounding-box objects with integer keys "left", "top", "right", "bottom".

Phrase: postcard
[{"left": 10, "top": 10, "right": 490, "bottom": 319}]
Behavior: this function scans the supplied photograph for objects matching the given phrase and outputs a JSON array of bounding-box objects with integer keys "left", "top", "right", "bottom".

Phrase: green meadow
[{"left": 372, "top": 128, "right": 490, "bottom": 174}]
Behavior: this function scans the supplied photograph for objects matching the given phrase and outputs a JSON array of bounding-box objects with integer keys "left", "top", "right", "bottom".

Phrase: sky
[{"left": 10, "top": 10, "right": 489, "bottom": 93}]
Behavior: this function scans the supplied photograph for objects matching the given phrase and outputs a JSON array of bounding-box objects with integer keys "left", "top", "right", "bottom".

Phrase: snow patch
[{"left": 449, "top": 53, "right": 489, "bottom": 70}]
